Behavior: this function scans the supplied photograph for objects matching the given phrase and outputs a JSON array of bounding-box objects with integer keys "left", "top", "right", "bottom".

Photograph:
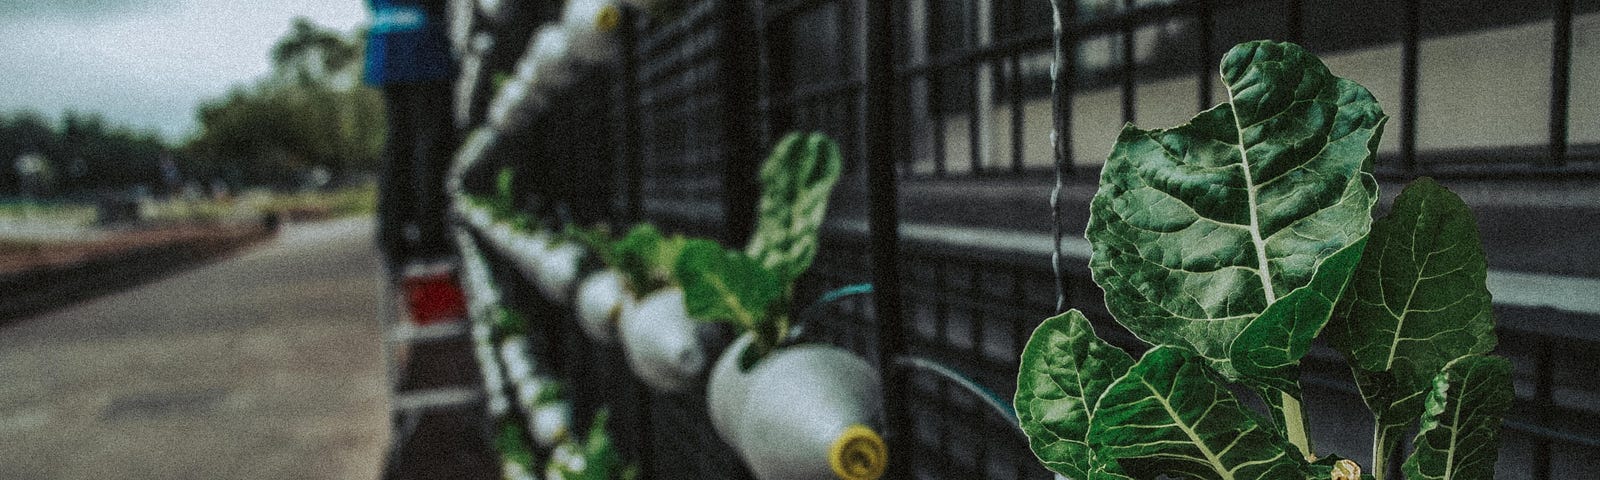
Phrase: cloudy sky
[{"left": 0, "top": 0, "right": 369, "bottom": 141}]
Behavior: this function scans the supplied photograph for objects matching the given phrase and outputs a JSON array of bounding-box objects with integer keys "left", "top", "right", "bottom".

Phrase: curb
[{"left": 0, "top": 225, "right": 275, "bottom": 323}]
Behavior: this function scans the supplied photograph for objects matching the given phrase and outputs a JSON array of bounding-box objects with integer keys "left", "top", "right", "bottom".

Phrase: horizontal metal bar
[
  {"left": 770, "top": 77, "right": 861, "bottom": 107},
  {"left": 387, "top": 321, "right": 471, "bottom": 345},
  {"left": 637, "top": 32, "right": 720, "bottom": 84},
  {"left": 639, "top": 84, "right": 721, "bottom": 111},
  {"left": 392, "top": 386, "right": 484, "bottom": 412},
  {"left": 637, "top": 1, "right": 721, "bottom": 55},
  {"left": 763, "top": 0, "right": 833, "bottom": 23},
  {"left": 820, "top": 219, "right": 1600, "bottom": 317},
  {"left": 895, "top": 29, "right": 1053, "bottom": 78}
]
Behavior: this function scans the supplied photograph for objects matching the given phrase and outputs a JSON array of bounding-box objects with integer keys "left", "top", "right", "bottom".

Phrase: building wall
[{"left": 907, "top": 11, "right": 1599, "bottom": 173}]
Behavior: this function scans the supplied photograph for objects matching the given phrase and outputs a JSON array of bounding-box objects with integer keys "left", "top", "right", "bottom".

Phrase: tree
[
  {"left": 185, "top": 17, "right": 384, "bottom": 189},
  {"left": 0, "top": 109, "right": 168, "bottom": 197}
]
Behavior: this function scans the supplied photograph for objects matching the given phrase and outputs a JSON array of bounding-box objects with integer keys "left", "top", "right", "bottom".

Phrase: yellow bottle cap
[
  {"left": 595, "top": 5, "right": 622, "bottom": 33},
  {"left": 829, "top": 424, "right": 887, "bottom": 480}
]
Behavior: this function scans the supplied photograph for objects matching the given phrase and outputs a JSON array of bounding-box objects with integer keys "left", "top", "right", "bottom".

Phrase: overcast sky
[{"left": 0, "top": 0, "right": 369, "bottom": 142}]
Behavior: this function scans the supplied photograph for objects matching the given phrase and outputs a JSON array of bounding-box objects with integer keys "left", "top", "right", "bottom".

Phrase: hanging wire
[{"left": 1049, "top": 0, "right": 1073, "bottom": 314}]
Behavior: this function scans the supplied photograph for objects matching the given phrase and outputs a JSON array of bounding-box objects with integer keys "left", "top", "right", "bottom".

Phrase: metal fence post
[
  {"left": 620, "top": 7, "right": 643, "bottom": 225},
  {"left": 863, "top": 2, "right": 908, "bottom": 478},
  {"left": 717, "top": 0, "right": 764, "bottom": 247},
  {"left": 1549, "top": 0, "right": 1573, "bottom": 168},
  {"left": 1399, "top": 0, "right": 1421, "bottom": 174}
]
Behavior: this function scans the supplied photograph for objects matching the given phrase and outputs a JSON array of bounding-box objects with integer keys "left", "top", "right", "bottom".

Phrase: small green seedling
[{"left": 673, "top": 131, "right": 844, "bottom": 365}]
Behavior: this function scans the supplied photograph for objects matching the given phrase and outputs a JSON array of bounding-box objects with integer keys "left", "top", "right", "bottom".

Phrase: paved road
[{"left": 0, "top": 217, "right": 389, "bottom": 480}]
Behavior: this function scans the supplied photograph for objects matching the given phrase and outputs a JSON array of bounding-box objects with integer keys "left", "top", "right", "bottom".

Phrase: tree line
[{"left": 1, "top": 17, "right": 383, "bottom": 199}]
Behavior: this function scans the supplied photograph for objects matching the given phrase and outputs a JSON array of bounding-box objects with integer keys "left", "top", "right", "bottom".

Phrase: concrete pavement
[{"left": 0, "top": 217, "right": 389, "bottom": 480}]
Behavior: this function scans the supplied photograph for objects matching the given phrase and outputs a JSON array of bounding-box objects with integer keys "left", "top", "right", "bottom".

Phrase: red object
[{"left": 402, "top": 269, "right": 467, "bottom": 325}]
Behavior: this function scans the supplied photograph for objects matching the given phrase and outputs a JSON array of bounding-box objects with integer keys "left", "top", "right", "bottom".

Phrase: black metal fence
[{"left": 455, "top": 1, "right": 1600, "bottom": 478}]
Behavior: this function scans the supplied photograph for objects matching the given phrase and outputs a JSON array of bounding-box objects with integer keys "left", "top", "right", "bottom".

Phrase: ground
[{"left": 0, "top": 217, "right": 388, "bottom": 480}]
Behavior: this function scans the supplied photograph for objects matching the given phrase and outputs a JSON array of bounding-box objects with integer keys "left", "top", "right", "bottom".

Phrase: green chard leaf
[
  {"left": 495, "top": 419, "right": 536, "bottom": 469},
  {"left": 578, "top": 409, "right": 635, "bottom": 480},
  {"left": 494, "top": 166, "right": 517, "bottom": 217},
  {"left": 1088, "top": 346, "right": 1313, "bottom": 480},
  {"left": 1086, "top": 40, "right": 1384, "bottom": 381},
  {"left": 674, "top": 239, "right": 783, "bottom": 332},
  {"left": 744, "top": 132, "right": 844, "bottom": 284},
  {"left": 492, "top": 306, "right": 529, "bottom": 340},
  {"left": 1014, "top": 310, "right": 1135, "bottom": 478},
  {"left": 1088, "top": 462, "right": 1137, "bottom": 480},
  {"left": 567, "top": 224, "right": 619, "bottom": 268},
  {"left": 611, "top": 224, "right": 685, "bottom": 294},
  {"left": 1326, "top": 178, "right": 1497, "bottom": 464},
  {"left": 1402, "top": 355, "right": 1512, "bottom": 480},
  {"left": 1231, "top": 237, "right": 1365, "bottom": 395}
]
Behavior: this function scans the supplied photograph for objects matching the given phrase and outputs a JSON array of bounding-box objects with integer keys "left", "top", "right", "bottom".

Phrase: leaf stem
[
  {"left": 1281, "top": 392, "right": 1314, "bottom": 460},
  {"left": 1371, "top": 423, "right": 1390, "bottom": 480}
]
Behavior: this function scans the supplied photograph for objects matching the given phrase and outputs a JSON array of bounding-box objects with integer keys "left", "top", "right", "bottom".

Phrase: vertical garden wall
[{"left": 442, "top": 1, "right": 1600, "bottom": 479}]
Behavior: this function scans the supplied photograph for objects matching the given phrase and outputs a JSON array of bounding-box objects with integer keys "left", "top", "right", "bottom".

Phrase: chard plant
[
  {"left": 464, "top": 166, "right": 540, "bottom": 232},
  {"left": 609, "top": 223, "right": 688, "bottom": 296},
  {"left": 1015, "top": 40, "right": 1510, "bottom": 480},
  {"left": 673, "top": 131, "right": 844, "bottom": 364},
  {"left": 544, "top": 409, "right": 640, "bottom": 480},
  {"left": 494, "top": 418, "right": 539, "bottom": 479}
]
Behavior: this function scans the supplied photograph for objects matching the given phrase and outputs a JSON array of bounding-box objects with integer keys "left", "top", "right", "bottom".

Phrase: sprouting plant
[
  {"left": 673, "top": 131, "right": 844, "bottom": 364},
  {"left": 609, "top": 223, "right": 687, "bottom": 296},
  {"left": 544, "top": 409, "right": 640, "bottom": 480},
  {"left": 1015, "top": 40, "right": 1510, "bottom": 480}
]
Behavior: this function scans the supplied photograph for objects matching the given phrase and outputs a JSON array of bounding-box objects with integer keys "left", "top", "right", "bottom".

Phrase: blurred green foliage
[{"left": 185, "top": 18, "right": 385, "bottom": 189}]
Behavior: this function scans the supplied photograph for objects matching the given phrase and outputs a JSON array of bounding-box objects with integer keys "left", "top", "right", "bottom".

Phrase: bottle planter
[
  {"left": 531, "top": 241, "right": 584, "bottom": 305},
  {"left": 574, "top": 269, "right": 628, "bottom": 343},
  {"left": 458, "top": 200, "right": 495, "bottom": 232},
  {"left": 706, "top": 333, "right": 756, "bottom": 446},
  {"left": 475, "top": 0, "right": 517, "bottom": 25},
  {"left": 497, "top": 228, "right": 550, "bottom": 288},
  {"left": 472, "top": 322, "right": 511, "bottom": 420},
  {"left": 524, "top": 26, "right": 578, "bottom": 100},
  {"left": 446, "top": 0, "right": 475, "bottom": 56},
  {"left": 528, "top": 398, "right": 574, "bottom": 449},
  {"left": 446, "top": 127, "right": 497, "bottom": 196},
  {"left": 505, "top": 460, "right": 537, "bottom": 480},
  {"left": 452, "top": 33, "right": 491, "bottom": 129},
  {"left": 561, "top": 0, "right": 622, "bottom": 65},
  {"left": 730, "top": 343, "right": 887, "bottom": 480},
  {"left": 544, "top": 442, "right": 586, "bottom": 479},
  {"left": 496, "top": 336, "right": 535, "bottom": 378},
  {"left": 487, "top": 78, "right": 545, "bottom": 133},
  {"left": 616, "top": 287, "right": 709, "bottom": 394}
]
